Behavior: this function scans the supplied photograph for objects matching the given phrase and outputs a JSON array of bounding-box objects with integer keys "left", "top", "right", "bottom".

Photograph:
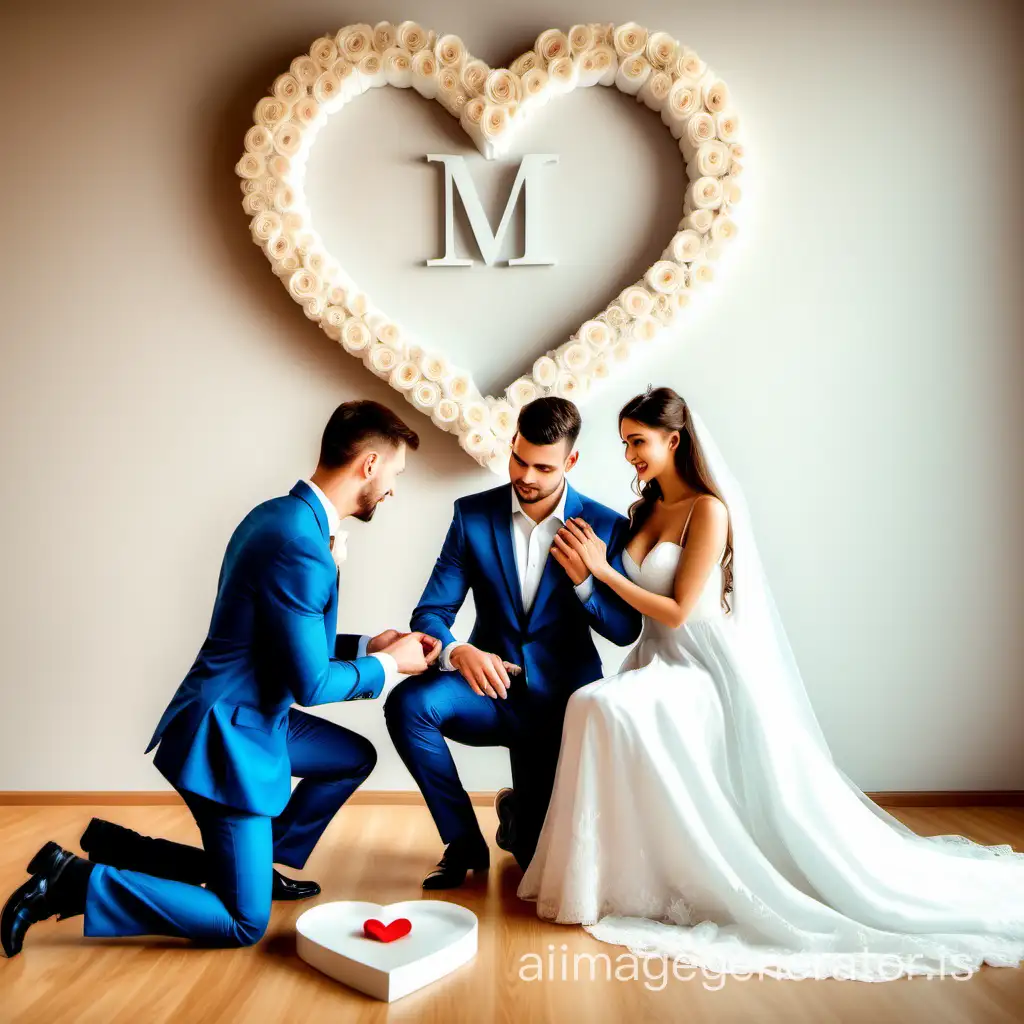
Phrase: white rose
[
  {"left": 461, "top": 400, "right": 489, "bottom": 430},
  {"left": 272, "top": 122, "right": 302, "bottom": 158},
  {"left": 462, "top": 429, "right": 492, "bottom": 456},
  {"left": 645, "top": 261, "right": 683, "bottom": 294},
  {"left": 374, "top": 21, "right": 396, "bottom": 52},
  {"left": 368, "top": 341, "right": 398, "bottom": 375},
  {"left": 674, "top": 48, "right": 706, "bottom": 83},
  {"left": 506, "top": 376, "right": 538, "bottom": 407},
  {"left": 396, "top": 21, "right": 429, "bottom": 53},
  {"left": 322, "top": 304, "right": 347, "bottom": 331},
  {"left": 689, "top": 262, "right": 715, "bottom": 286},
  {"left": 431, "top": 398, "right": 461, "bottom": 430},
  {"left": 490, "top": 400, "right": 518, "bottom": 439},
  {"left": 619, "top": 285, "right": 653, "bottom": 317},
  {"left": 546, "top": 56, "right": 578, "bottom": 94},
  {"left": 311, "top": 36, "right": 338, "bottom": 69},
  {"left": 265, "top": 234, "right": 294, "bottom": 264},
  {"left": 382, "top": 47, "right": 413, "bottom": 88},
  {"left": 535, "top": 28, "right": 570, "bottom": 64},
  {"left": 645, "top": 31, "right": 678, "bottom": 70},
  {"left": 651, "top": 293, "right": 677, "bottom": 325},
  {"left": 435, "top": 34, "right": 466, "bottom": 68},
  {"left": 337, "top": 24, "right": 373, "bottom": 62},
  {"left": 716, "top": 111, "right": 740, "bottom": 142},
  {"left": 242, "top": 192, "right": 266, "bottom": 215},
  {"left": 612, "top": 22, "right": 647, "bottom": 58},
  {"left": 462, "top": 58, "right": 490, "bottom": 94},
  {"left": 611, "top": 339, "right": 632, "bottom": 362},
  {"left": 681, "top": 113, "right": 716, "bottom": 160},
  {"left": 272, "top": 73, "right": 303, "bottom": 104},
  {"left": 520, "top": 67, "right": 550, "bottom": 112},
  {"left": 357, "top": 53, "right": 384, "bottom": 87},
  {"left": 304, "top": 296, "right": 326, "bottom": 320},
  {"left": 254, "top": 97, "right": 290, "bottom": 128},
  {"left": 590, "top": 44, "right": 619, "bottom": 86},
  {"left": 508, "top": 51, "right": 539, "bottom": 78},
  {"left": 411, "top": 50, "right": 439, "bottom": 98},
  {"left": 688, "top": 140, "right": 731, "bottom": 178},
  {"left": 341, "top": 317, "right": 372, "bottom": 354},
  {"left": 662, "top": 82, "right": 700, "bottom": 138},
  {"left": 344, "top": 289, "right": 368, "bottom": 317},
  {"left": 557, "top": 341, "right": 591, "bottom": 373},
  {"left": 578, "top": 318, "right": 614, "bottom": 351},
  {"left": 412, "top": 379, "right": 441, "bottom": 410},
  {"left": 665, "top": 228, "right": 704, "bottom": 262},
  {"left": 313, "top": 70, "right": 344, "bottom": 106},
  {"left": 236, "top": 152, "right": 265, "bottom": 179},
  {"left": 532, "top": 355, "right": 558, "bottom": 388},
  {"left": 709, "top": 214, "right": 738, "bottom": 246},
  {"left": 720, "top": 175, "right": 742, "bottom": 208},
  {"left": 687, "top": 175, "right": 724, "bottom": 211},
  {"left": 591, "top": 357, "right": 611, "bottom": 382},
  {"left": 554, "top": 371, "right": 586, "bottom": 399},
  {"left": 267, "top": 153, "right": 291, "bottom": 179},
  {"left": 443, "top": 371, "right": 473, "bottom": 402},
  {"left": 480, "top": 104, "right": 510, "bottom": 145},
  {"left": 603, "top": 304, "right": 630, "bottom": 331},
  {"left": 701, "top": 77, "right": 729, "bottom": 114},
  {"left": 638, "top": 70, "right": 672, "bottom": 111},
  {"left": 485, "top": 68, "right": 521, "bottom": 105},
  {"left": 250, "top": 210, "right": 282, "bottom": 243},
  {"left": 292, "top": 96, "right": 322, "bottom": 127},
  {"left": 614, "top": 56, "right": 652, "bottom": 96},
  {"left": 568, "top": 24, "right": 594, "bottom": 54},
  {"left": 244, "top": 124, "right": 273, "bottom": 154},
  {"left": 419, "top": 352, "right": 450, "bottom": 382},
  {"left": 632, "top": 316, "right": 659, "bottom": 342},
  {"left": 682, "top": 208, "right": 714, "bottom": 234},
  {"left": 290, "top": 55, "right": 319, "bottom": 87}
]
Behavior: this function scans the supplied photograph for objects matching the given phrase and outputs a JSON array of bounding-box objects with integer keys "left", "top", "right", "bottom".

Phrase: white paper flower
[
  {"left": 509, "top": 52, "right": 539, "bottom": 78},
  {"left": 613, "top": 22, "right": 648, "bottom": 57},
  {"left": 506, "top": 376, "right": 539, "bottom": 407},
  {"left": 341, "top": 317, "right": 372, "bottom": 354},
  {"left": 683, "top": 209, "right": 715, "bottom": 234},
  {"left": 674, "top": 48, "right": 706, "bottom": 82},
  {"left": 411, "top": 50, "right": 439, "bottom": 98},
  {"left": 645, "top": 261, "right": 683, "bottom": 293},
  {"left": 666, "top": 228, "right": 704, "bottom": 262},
  {"left": 250, "top": 210, "right": 282, "bottom": 244},
  {"left": 690, "top": 140, "right": 731, "bottom": 178},
  {"left": 484, "top": 68, "right": 521, "bottom": 105},
  {"left": 443, "top": 372, "right": 472, "bottom": 402},
  {"left": 604, "top": 304, "right": 631, "bottom": 331},
  {"left": 431, "top": 398, "right": 460, "bottom": 430},
  {"left": 546, "top": 56, "right": 577, "bottom": 93},
  {"left": 463, "top": 429, "right": 491, "bottom": 456},
  {"left": 557, "top": 341, "right": 591, "bottom": 373},
  {"left": 310, "top": 36, "right": 339, "bottom": 69},
  {"left": 645, "top": 31, "right": 678, "bottom": 69},
  {"left": 568, "top": 24, "right": 594, "bottom": 54},
  {"left": 578, "top": 319, "right": 614, "bottom": 351},
  {"left": 709, "top": 214, "right": 738, "bottom": 245},
  {"left": 632, "top": 316, "right": 659, "bottom": 342},
  {"left": 701, "top": 78, "right": 729, "bottom": 113},
  {"left": 368, "top": 341, "right": 398, "bottom": 375},
  {"left": 396, "top": 21, "right": 429, "bottom": 53},
  {"left": 236, "top": 152, "right": 265, "bottom": 179},
  {"left": 254, "top": 97, "right": 290, "bottom": 127},
  {"left": 639, "top": 71, "right": 672, "bottom": 111},
  {"left": 412, "top": 379, "right": 441, "bottom": 410},
  {"left": 490, "top": 400, "right": 518, "bottom": 439},
  {"left": 554, "top": 371, "right": 586, "bottom": 398},
  {"left": 291, "top": 56, "right": 319, "bottom": 87},
  {"left": 615, "top": 56, "right": 652, "bottom": 96},
  {"left": 620, "top": 285, "right": 654, "bottom": 317},
  {"left": 382, "top": 48, "right": 413, "bottom": 88},
  {"left": 337, "top": 24, "right": 373, "bottom": 62},
  {"left": 419, "top": 352, "right": 449, "bottom": 382},
  {"left": 374, "top": 22, "right": 396, "bottom": 52},
  {"left": 461, "top": 400, "right": 489, "bottom": 430},
  {"left": 535, "top": 29, "right": 570, "bottom": 63},
  {"left": 532, "top": 355, "right": 558, "bottom": 389},
  {"left": 435, "top": 34, "right": 466, "bottom": 68},
  {"left": 462, "top": 58, "right": 490, "bottom": 94}
]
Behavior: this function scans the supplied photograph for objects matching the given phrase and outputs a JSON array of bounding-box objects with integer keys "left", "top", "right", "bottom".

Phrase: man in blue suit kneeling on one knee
[{"left": 2, "top": 401, "right": 440, "bottom": 957}]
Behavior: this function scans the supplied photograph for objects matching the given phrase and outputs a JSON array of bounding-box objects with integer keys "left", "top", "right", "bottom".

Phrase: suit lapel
[
  {"left": 528, "top": 483, "right": 584, "bottom": 628},
  {"left": 490, "top": 486, "right": 525, "bottom": 624}
]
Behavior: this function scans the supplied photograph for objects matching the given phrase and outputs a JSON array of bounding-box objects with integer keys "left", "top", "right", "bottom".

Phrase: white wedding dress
[{"left": 518, "top": 411, "right": 1024, "bottom": 983}]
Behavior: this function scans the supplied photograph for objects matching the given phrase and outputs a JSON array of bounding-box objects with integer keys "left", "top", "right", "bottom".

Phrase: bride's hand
[{"left": 558, "top": 519, "right": 610, "bottom": 580}]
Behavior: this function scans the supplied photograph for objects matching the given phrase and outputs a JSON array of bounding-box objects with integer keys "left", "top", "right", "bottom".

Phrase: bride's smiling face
[{"left": 620, "top": 417, "right": 680, "bottom": 485}]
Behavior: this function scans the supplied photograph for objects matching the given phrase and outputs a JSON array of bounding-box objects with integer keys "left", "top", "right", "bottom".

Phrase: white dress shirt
[
  {"left": 302, "top": 478, "right": 399, "bottom": 684},
  {"left": 440, "top": 482, "right": 594, "bottom": 671}
]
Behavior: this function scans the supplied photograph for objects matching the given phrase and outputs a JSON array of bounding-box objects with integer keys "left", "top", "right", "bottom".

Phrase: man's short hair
[
  {"left": 319, "top": 400, "right": 420, "bottom": 469},
  {"left": 516, "top": 396, "right": 582, "bottom": 451}
]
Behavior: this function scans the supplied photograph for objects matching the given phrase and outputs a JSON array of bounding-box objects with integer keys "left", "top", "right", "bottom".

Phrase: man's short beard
[
  {"left": 514, "top": 476, "right": 563, "bottom": 505},
  {"left": 353, "top": 482, "right": 384, "bottom": 523}
]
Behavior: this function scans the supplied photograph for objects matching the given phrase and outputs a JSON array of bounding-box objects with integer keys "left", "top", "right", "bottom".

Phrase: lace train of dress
[{"left": 517, "top": 540, "right": 1024, "bottom": 982}]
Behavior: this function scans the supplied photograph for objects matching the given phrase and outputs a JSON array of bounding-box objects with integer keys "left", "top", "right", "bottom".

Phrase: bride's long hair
[{"left": 618, "top": 387, "right": 735, "bottom": 614}]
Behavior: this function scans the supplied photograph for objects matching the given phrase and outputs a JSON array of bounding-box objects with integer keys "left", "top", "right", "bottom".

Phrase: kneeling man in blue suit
[{"left": 2, "top": 401, "right": 440, "bottom": 957}]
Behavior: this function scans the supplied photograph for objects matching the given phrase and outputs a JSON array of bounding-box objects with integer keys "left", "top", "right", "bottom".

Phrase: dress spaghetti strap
[{"left": 679, "top": 495, "right": 705, "bottom": 548}]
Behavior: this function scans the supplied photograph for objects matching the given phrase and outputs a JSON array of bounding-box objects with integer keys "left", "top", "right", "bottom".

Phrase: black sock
[{"left": 51, "top": 857, "right": 95, "bottom": 919}]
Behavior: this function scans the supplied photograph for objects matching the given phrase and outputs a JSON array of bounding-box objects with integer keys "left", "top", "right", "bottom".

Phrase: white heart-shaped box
[
  {"left": 296, "top": 900, "right": 478, "bottom": 1002},
  {"left": 237, "top": 22, "right": 745, "bottom": 471}
]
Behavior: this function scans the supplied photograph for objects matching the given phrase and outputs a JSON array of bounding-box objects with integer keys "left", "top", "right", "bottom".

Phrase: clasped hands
[
  {"left": 450, "top": 518, "right": 609, "bottom": 702},
  {"left": 366, "top": 629, "right": 442, "bottom": 676}
]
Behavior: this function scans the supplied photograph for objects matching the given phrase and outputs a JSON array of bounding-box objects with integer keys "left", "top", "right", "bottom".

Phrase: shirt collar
[
  {"left": 303, "top": 478, "right": 341, "bottom": 538},
  {"left": 511, "top": 480, "right": 569, "bottom": 527}
]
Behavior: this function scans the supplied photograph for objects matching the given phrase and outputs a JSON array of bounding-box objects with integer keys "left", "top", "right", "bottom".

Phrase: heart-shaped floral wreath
[{"left": 237, "top": 22, "right": 743, "bottom": 473}]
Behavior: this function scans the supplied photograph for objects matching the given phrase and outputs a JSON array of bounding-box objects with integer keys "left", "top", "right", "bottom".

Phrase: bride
[{"left": 517, "top": 386, "right": 1024, "bottom": 982}]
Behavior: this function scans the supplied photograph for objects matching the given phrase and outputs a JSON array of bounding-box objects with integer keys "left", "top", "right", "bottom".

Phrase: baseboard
[{"left": 1, "top": 790, "right": 1022, "bottom": 807}]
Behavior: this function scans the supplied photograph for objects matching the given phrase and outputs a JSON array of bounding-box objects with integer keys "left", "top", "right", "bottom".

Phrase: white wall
[{"left": 1, "top": 0, "right": 1021, "bottom": 793}]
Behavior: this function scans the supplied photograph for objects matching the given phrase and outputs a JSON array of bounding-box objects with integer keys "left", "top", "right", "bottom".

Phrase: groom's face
[{"left": 509, "top": 433, "right": 576, "bottom": 505}]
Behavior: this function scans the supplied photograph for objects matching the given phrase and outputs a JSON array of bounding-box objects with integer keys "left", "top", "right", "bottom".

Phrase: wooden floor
[{"left": 1, "top": 803, "right": 1022, "bottom": 1024}]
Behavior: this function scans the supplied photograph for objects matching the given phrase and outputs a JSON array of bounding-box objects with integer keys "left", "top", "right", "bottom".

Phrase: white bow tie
[{"left": 329, "top": 530, "right": 348, "bottom": 566}]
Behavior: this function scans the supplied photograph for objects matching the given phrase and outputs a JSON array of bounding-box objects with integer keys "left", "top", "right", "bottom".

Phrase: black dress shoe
[
  {"left": 494, "top": 788, "right": 517, "bottom": 853},
  {"left": 422, "top": 840, "right": 489, "bottom": 890},
  {"left": 2, "top": 842, "right": 81, "bottom": 958},
  {"left": 271, "top": 870, "right": 320, "bottom": 901}
]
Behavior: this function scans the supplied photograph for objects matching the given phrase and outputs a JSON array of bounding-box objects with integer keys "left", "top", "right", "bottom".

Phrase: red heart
[{"left": 362, "top": 917, "right": 412, "bottom": 943}]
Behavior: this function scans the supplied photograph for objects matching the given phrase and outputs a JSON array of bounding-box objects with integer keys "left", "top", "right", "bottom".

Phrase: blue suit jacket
[
  {"left": 411, "top": 482, "right": 642, "bottom": 701},
  {"left": 144, "top": 480, "right": 385, "bottom": 816}
]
